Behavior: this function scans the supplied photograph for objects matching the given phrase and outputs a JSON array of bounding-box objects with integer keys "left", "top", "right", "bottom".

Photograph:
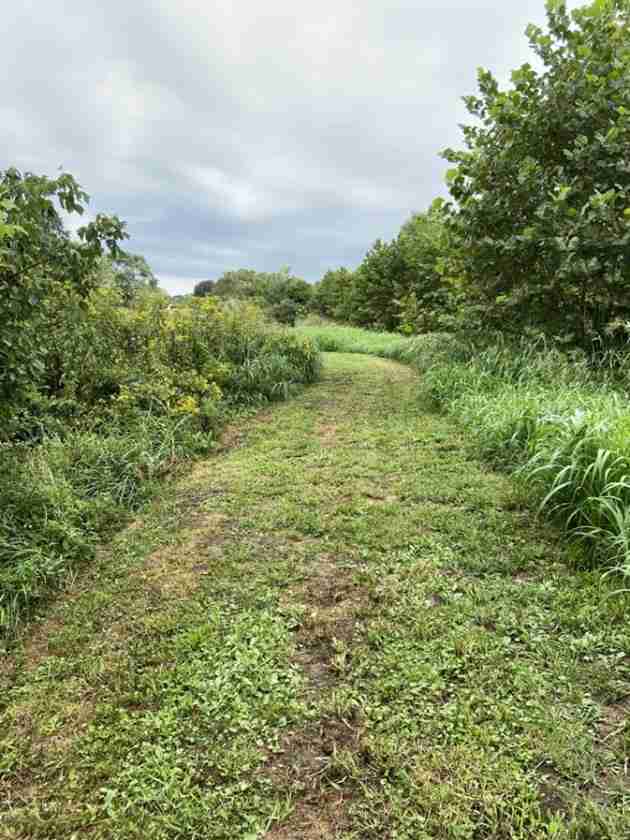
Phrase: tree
[
  {"left": 0, "top": 167, "right": 127, "bottom": 406},
  {"left": 213, "top": 269, "right": 260, "bottom": 299},
  {"left": 262, "top": 268, "right": 313, "bottom": 309},
  {"left": 207, "top": 266, "right": 313, "bottom": 321},
  {"left": 109, "top": 253, "right": 157, "bottom": 302},
  {"left": 350, "top": 238, "right": 407, "bottom": 331},
  {"left": 193, "top": 279, "right": 216, "bottom": 297},
  {"left": 395, "top": 201, "right": 459, "bottom": 333},
  {"left": 312, "top": 267, "right": 353, "bottom": 319},
  {"left": 443, "top": 0, "right": 630, "bottom": 346},
  {"left": 271, "top": 298, "right": 299, "bottom": 326}
]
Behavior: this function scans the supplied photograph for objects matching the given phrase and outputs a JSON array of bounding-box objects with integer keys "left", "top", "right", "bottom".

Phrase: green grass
[
  {"left": 296, "top": 320, "right": 414, "bottom": 356},
  {"left": 297, "top": 323, "right": 630, "bottom": 576},
  {"left": 1, "top": 353, "right": 629, "bottom": 838}
]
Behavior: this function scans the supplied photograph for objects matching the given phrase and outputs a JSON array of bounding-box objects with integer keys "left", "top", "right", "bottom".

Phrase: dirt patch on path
[{"left": 263, "top": 551, "right": 367, "bottom": 839}]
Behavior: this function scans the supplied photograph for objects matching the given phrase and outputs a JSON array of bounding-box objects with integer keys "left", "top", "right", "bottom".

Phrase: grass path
[{"left": 2, "top": 353, "right": 630, "bottom": 839}]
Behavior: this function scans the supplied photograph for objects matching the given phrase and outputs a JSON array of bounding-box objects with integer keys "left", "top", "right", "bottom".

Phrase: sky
[{"left": 1, "top": 0, "right": 580, "bottom": 295}]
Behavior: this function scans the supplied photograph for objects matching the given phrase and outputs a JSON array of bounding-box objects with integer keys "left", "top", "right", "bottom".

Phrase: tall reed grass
[{"left": 417, "top": 342, "right": 630, "bottom": 576}]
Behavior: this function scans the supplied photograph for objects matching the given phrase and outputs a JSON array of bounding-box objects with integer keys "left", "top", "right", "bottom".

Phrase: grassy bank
[
  {"left": 297, "top": 322, "right": 630, "bottom": 576},
  {"left": 0, "top": 302, "right": 320, "bottom": 637}
]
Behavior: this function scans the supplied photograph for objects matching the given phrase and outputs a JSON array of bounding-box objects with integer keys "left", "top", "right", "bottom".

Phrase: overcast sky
[{"left": 2, "top": 1, "right": 580, "bottom": 294}]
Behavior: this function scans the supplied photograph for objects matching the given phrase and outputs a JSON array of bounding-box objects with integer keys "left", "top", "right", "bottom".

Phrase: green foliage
[
  {"left": 316, "top": 3, "right": 630, "bottom": 348},
  {"left": 271, "top": 297, "right": 299, "bottom": 326},
  {"left": 193, "top": 278, "right": 216, "bottom": 297},
  {"left": 395, "top": 201, "right": 461, "bottom": 333},
  {"left": 0, "top": 169, "right": 321, "bottom": 633},
  {"left": 311, "top": 267, "right": 354, "bottom": 320},
  {"left": 443, "top": 0, "right": 630, "bottom": 346},
  {"left": 107, "top": 252, "right": 158, "bottom": 302},
  {"left": 314, "top": 203, "right": 457, "bottom": 334},
  {"left": 199, "top": 266, "right": 314, "bottom": 324},
  {"left": 350, "top": 237, "right": 406, "bottom": 331},
  {"left": 0, "top": 167, "right": 127, "bottom": 410},
  {"left": 0, "top": 291, "right": 320, "bottom": 632},
  {"left": 0, "top": 413, "right": 207, "bottom": 634}
]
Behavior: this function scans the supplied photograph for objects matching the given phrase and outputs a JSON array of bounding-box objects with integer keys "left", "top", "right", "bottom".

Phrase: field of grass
[
  {"left": 298, "top": 323, "right": 630, "bottom": 577},
  {"left": 1, "top": 352, "right": 629, "bottom": 838}
]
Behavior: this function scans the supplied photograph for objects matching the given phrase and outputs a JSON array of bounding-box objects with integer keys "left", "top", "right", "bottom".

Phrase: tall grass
[
  {"left": 303, "top": 321, "right": 630, "bottom": 577},
  {"left": 0, "top": 414, "right": 201, "bottom": 635},
  {"left": 296, "top": 320, "right": 412, "bottom": 356},
  {"left": 414, "top": 339, "right": 630, "bottom": 576},
  {"left": 296, "top": 318, "right": 449, "bottom": 364}
]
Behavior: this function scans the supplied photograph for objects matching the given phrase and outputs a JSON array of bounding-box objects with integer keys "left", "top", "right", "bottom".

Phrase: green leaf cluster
[
  {"left": 443, "top": 0, "right": 630, "bottom": 346},
  {"left": 0, "top": 168, "right": 127, "bottom": 408},
  {"left": 313, "top": 202, "right": 458, "bottom": 334}
]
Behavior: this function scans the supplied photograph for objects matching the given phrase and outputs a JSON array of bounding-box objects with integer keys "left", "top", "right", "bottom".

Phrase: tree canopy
[
  {"left": 0, "top": 168, "right": 128, "bottom": 403},
  {"left": 443, "top": 0, "right": 630, "bottom": 345}
]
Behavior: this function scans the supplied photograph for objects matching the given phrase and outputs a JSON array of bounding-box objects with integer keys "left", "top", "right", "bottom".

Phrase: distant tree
[
  {"left": 110, "top": 253, "right": 157, "bottom": 302},
  {"left": 395, "top": 201, "right": 459, "bottom": 332},
  {"left": 312, "top": 268, "right": 353, "bottom": 319},
  {"left": 262, "top": 267, "right": 313, "bottom": 309},
  {"left": 214, "top": 269, "right": 259, "bottom": 298},
  {"left": 350, "top": 239, "right": 407, "bottom": 331},
  {"left": 208, "top": 266, "right": 313, "bottom": 321},
  {"left": 193, "top": 279, "right": 216, "bottom": 297},
  {"left": 272, "top": 298, "right": 299, "bottom": 326}
]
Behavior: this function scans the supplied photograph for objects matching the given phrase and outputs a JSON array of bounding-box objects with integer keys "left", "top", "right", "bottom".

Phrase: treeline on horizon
[{"left": 311, "top": 0, "right": 630, "bottom": 352}]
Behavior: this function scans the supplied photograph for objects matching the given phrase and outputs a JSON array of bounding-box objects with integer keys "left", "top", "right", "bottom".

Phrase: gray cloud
[{"left": 1, "top": 0, "right": 580, "bottom": 291}]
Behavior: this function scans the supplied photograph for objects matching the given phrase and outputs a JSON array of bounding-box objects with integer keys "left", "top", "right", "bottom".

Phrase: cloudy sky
[{"left": 2, "top": 0, "right": 578, "bottom": 294}]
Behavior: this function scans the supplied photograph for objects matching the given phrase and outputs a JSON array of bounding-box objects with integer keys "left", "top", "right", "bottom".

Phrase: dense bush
[
  {"left": 312, "top": 204, "right": 455, "bottom": 334},
  {"left": 311, "top": 268, "right": 354, "bottom": 321},
  {"left": 0, "top": 170, "right": 321, "bottom": 635},
  {"left": 0, "top": 168, "right": 127, "bottom": 415},
  {"left": 0, "top": 294, "right": 320, "bottom": 634},
  {"left": 443, "top": 0, "right": 630, "bottom": 346}
]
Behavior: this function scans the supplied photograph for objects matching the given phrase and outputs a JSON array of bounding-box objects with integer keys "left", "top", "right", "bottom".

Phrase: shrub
[{"left": 1, "top": 293, "right": 320, "bottom": 634}]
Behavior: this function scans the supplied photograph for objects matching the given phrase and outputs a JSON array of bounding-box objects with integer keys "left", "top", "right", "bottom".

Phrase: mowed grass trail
[{"left": 2, "top": 353, "right": 630, "bottom": 839}]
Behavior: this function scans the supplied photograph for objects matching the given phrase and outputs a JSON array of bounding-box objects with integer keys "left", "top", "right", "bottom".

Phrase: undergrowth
[{"left": 0, "top": 300, "right": 320, "bottom": 637}]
